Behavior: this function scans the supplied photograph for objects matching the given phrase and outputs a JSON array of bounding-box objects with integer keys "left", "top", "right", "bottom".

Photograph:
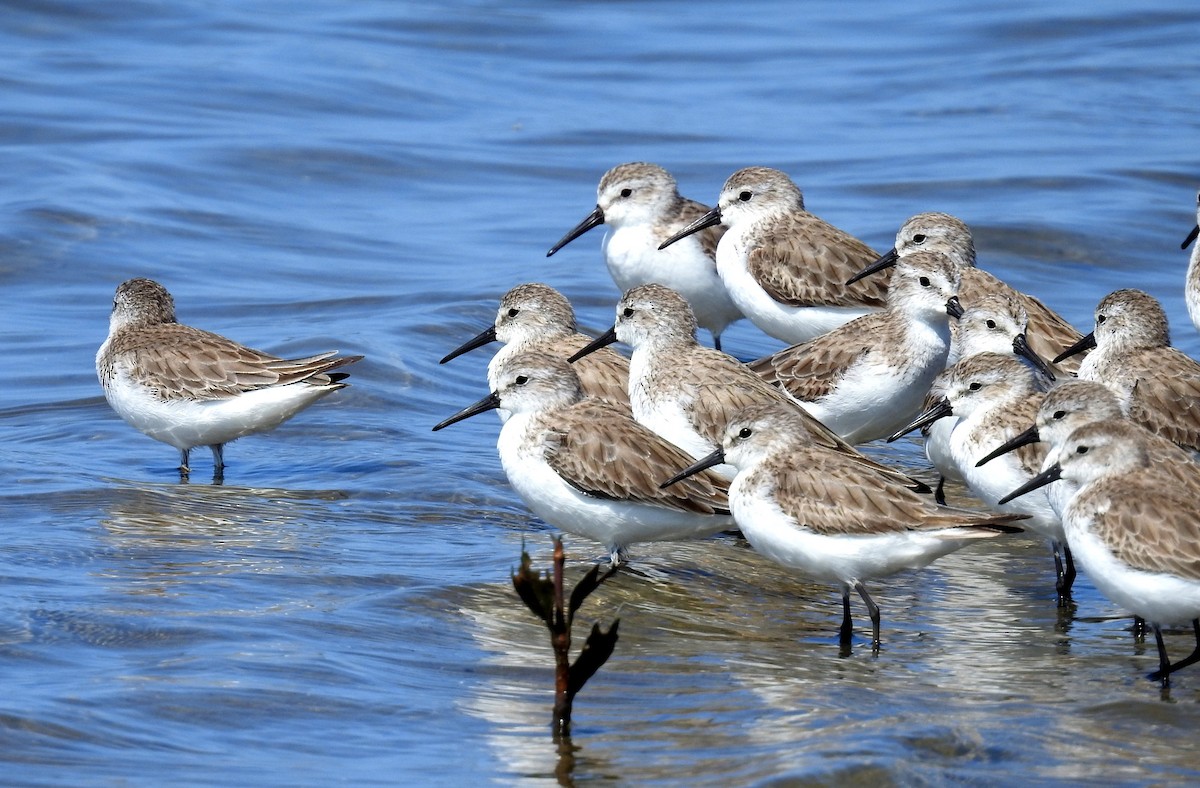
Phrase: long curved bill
[
  {"left": 1053, "top": 331, "right": 1096, "bottom": 364},
  {"left": 659, "top": 447, "right": 725, "bottom": 489},
  {"left": 439, "top": 325, "right": 497, "bottom": 365},
  {"left": 567, "top": 325, "right": 617, "bottom": 363},
  {"left": 658, "top": 206, "right": 721, "bottom": 250},
  {"left": 1183, "top": 224, "right": 1199, "bottom": 251},
  {"left": 975, "top": 425, "right": 1039, "bottom": 467},
  {"left": 845, "top": 247, "right": 899, "bottom": 286},
  {"left": 997, "top": 462, "right": 1062, "bottom": 505},
  {"left": 1012, "top": 333, "right": 1055, "bottom": 381},
  {"left": 432, "top": 391, "right": 501, "bottom": 431},
  {"left": 547, "top": 206, "right": 605, "bottom": 257},
  {"left": 886, "top": 397, "right": 953, "bottom": 443}
]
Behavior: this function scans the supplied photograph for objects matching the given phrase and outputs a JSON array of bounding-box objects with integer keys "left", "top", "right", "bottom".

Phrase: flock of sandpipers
[{"left": 95, "top": 163, "right": 1200, "bottom": 687}]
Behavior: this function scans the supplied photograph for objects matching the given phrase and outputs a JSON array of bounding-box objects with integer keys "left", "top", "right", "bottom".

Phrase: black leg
[
  {"left": 838, "top": 585, "right": 853, "bottom": 647},
  {"left": 1052, "top": 541, "right": 1074, "bottom": 607},
  {"left": 855, "top": 581, "right": 881, "bottom": 650},
  {"left": 1149, "top": 624, "right": 1172, "bottom": 686},
  {"left": 1158, "top": 619, "right": 1200, "bottom": 677},
  {"left": 934, "top": 476, "right": 946, "bottom": 506},
  {"left": 178, "top": 448, "right": 190, "bottom": 477},
  {"left": 211, "top": 444, "right": 225, "bottom": 472},
  {"left": 1061, "top": 544, "right": 1077, "bottom": 595},
  {"left": 713, "top": 334, "right": 722, "bottom": 352}
]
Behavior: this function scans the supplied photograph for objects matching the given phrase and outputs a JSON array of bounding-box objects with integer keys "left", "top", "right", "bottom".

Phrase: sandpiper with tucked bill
[
  {"left": 661, "top": 401, "right": 1024, "bottom": 651},
  {"left": 999, "top": 421, "right": 1200, "bottom": 687},
  {"left": 845, "top": 212, "right": 1085, "bottom": 374},
  {"left": 433, "top": 351, "right": 732, "bottom": 565},
  {"left": 658, "top": 166, "right": 887, "bottom": 345},
  {"left": 439, "top": 283, "right": 630, "bottom": 417},
  {"left": 95, "top": 277, "right": 362, "bottom": 479},
  {"left": 546, "top": 162, "right": 742, "bottom": 350}
]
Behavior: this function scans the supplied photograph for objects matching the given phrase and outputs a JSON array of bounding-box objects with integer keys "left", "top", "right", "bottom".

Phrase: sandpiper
[
  {"left": 1000, "top": 421, "right": 1200, "bottom": 686},
  {"left": 1055, "top": 288, "right": 1200, "bottom": 452},
  {"left": 432, "top": 351, "right": 732, "bottom": 564},
  {"left": 546, "top": 162, "right": 742, "bottom": 349},
  {"left": 95, "top": 278, "right": 362, "bottom": 477},
  {"left": 658, "top": 166, "right": 886, "bottom": 344},
  {"left": 662, "top": 402, "right": 1024, "bottom": 650}
]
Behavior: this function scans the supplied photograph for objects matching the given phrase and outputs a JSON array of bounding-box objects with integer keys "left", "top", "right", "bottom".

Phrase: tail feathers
[
  {"left": 270, "top": 352, "right": 363, "bottom": 387},
  {"left": 946, "top": 514, "right": 1027, "bottom": 537}
]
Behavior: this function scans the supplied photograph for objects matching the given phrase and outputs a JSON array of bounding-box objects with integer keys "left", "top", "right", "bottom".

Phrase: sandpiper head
[
  {"left": 1090, "top": 288, "right": 1170, "bottom": 353},
  {"left": 894, "top": 212, "right": 975, "bottom": 269},
  {"left": 494, "top": 283, "right": 576, "bottom": 345},
  {"left": 110, "top": 278, "right": 176, "bottom": 330},
  {"left": 958, "top": 292, "right": 1054, "bottom": 380},
  {"left": 612, "top": 283, "right": 698, "bottom": 349},
  {"left": 548, "top": 163, "right": 679, "bottom": 255},
  {"left": 847, "top": 212, "right": 973, "bottom": 287},
  {"left": 887, "top": 250, "right": 961, "bottom": 319},
  {"left": 1046, "top": 420, "right": 1151, "bottom": 486},
  {"left": 433, "top": 351, "right": 584, "bottom": 431},
  {"left": 941, "top": 353, "right": 1037, "bottom": 419},
  {"left": 440, "top": 283, "right": 576, "bottom": 365},
  {"left": 659, "top": 400, "right": 804, "bottom": 489},
  {"left": 719, "top": 402, "right": 810, "bottom": 468},
  {"left": 715, "top": 167, "right": 805, "bottom": 226},
  {"left": 959, "top": 293, "right": 1027, "bottom": 354},
  {"left": 1035, "top": 380, "right": 1125, "bottom": 451},
  {"left": 594, "top": 162, "right": 679, "bottom": 227}
]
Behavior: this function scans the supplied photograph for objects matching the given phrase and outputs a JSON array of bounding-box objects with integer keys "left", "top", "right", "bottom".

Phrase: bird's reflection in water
[{"left": 96, "top": 481, "right": 351, "bottom": 598}]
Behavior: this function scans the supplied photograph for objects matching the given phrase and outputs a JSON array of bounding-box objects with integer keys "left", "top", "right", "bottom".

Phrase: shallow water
[{"left": 4, "top": 0, "right": 1200, "bottom": 784}]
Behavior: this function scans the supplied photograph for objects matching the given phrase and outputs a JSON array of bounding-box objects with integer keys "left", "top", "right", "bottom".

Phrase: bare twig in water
[{"left": 511, "top": 538, "right": 620, "bottom": 735}]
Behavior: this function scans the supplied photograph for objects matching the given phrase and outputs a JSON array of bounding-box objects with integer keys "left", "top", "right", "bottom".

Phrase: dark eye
[
  {"left": 620, "top": 188, "right": 632, "bottom": 198},
  {"left": 1097, "top": 314, "right": 1106, "bottom": 324},
  {"left": 985, "top": 319, "right": 997, "bottom": 329},
  {"left": 968, "top": 382, "right": 982, "bottom": 391},
  {"left": 514, "top": 375, "right": 529, "bottom": 385},
  {"left": 913, "top": 233, "right": 927, "bottom": 244},
  {"left": 919, "top": 276, "right": 931, "bottom": 287},
  {"left": 738, "top": 427, "right": 752, "bottom": 438},
  {"left": 738, "top": 191, "right": 752, "bottom": 202},
  {"left": 1076, "top": 445, "right": 1089, "bottom": 454},
  {"left": 1052, "top": 410, "right": 1066, "bottom": 420},
  {"left": 622, "top": 307, "right": 634, "bottom": 318},
  {"left": 506, "top": 308, "right": 519, "bottom": 317}
]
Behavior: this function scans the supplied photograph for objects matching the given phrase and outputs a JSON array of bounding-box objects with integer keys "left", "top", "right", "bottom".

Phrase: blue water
[{"left": 4, "top": 1, "right": 1200, "bottom": 784}]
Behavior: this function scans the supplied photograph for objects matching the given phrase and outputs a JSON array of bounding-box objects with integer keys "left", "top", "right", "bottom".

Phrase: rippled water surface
[{"left": 4, "top": 1, "right": 1200, "bottom": 784}]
